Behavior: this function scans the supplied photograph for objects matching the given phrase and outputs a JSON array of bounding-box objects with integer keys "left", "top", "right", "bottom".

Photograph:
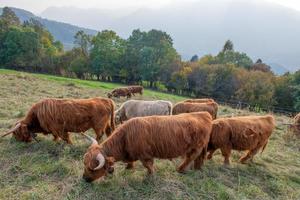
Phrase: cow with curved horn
[
  {"left": 81, "top": 112, "right": 213, "bottom": 182},
  {"left": 2, "top": 97, "right": 115, "bottom": 143}
]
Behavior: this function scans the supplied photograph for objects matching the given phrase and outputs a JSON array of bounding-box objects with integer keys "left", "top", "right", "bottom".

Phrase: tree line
[{"left": 0, "top": 7, "right": 299, "bottom": 112}]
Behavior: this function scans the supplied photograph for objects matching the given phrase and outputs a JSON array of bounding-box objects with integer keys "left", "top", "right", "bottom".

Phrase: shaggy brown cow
[
  {"left": 184, "top": 98, "right": 215, "bottom": 103},
  {"left": 81, "top": 112, "right": 213, "bottom": 182},
  {"left": 172, "top": 102, "right": 218, "bottom": 119},
  {"left": 207, "top": 115, "right": 275, "bottom": 165},
  {"left": 2, "top": 98, "right": 115, "bottom": 143},
  {"left": 107, "top": 87, "right": 132, "bottom": 99},
  {"left": 128, "top": 85, "right": 143, "bottom": 96}
]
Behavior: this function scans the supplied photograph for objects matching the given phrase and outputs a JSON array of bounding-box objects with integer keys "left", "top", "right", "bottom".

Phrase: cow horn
[
  {"left": 93, "top": 153, "right": 105, "bottom": 170},
  {"left": 81, "top": 132, "right": 98, "bottom": 145},
  {"left": 2, "top": 123, "right": 21, "bottom": 137}
]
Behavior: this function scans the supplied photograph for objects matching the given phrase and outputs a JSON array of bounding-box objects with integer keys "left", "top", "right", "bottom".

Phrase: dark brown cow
[
  {"left": 128, "top": 85, "right": 143, "bottom": 96},
  {"left": 2, "top": 98, "right": 115, "bottom": 143},
  {"left": 81, "top": 112, "right": 213, "bottom": 182},
  {"left": 184, "top": 98, "right": 215, "bottom": 103},
  {"left": 207, "top": 115, "right": 275, "bottom": 165},
  {"left": 172, "top": 102, "right": 218, "bottom": 119},
  {"left": 107, "top": 87, "right": 132, "bottom": 99}
]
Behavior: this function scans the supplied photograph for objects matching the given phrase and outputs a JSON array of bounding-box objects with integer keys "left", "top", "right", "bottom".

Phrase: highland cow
[
  {"left": 81, "top": 112, "right": 213, "bottom": 182},
  {"left": 107, "top": 87, "right": 132, "bottom": 99},
  {"left": 172, "top": 102, "right": 218, "bottom": 119},
  {"left": 115, "top": 100, "right": 172, "bottom": 124},
  {"left": 128, "top": 85, "right": 143, "bottom": 96},
  {"left": 2, "top": 98, "right": 115, "bottom": 143},
  {"left": 207, "top": 115, "right": 275, "bottom": 165}
]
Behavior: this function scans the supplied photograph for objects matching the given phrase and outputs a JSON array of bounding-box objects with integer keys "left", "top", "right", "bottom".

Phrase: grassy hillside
[{"left": 0, "top": 69, "right": 299, "bottom": 200}]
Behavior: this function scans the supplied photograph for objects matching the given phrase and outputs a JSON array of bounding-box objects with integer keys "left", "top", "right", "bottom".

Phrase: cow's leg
[
  {"left": 177, "top": 148, "right": 202, "bottom": 173},
  {"left": 61, "top": 132, "right": 72, "bottom": 144},
  {"left": 207, "top": 149, "right": 216, "bottom": 160},
  {"left": 239, "top": 147, "right": 260, "bottom": 164},
  {"left": 105, "top": 124, "right": 112, "bottom": 137},
  {"left": 125, "top": 162, "right": 135, "bottom": 170},
  {"left": 194, "top": 147, "right": 206, "bottom": 170},
  {"left": 220, "top": 147, "right": 231, "bottom": 165},
  {"left": 93, "top": 127, "right": 105, "bottom": 142},
  {"left": 141, "top": 159, "right": 154, "bottom": 174},
  {"left": 52, "top": 134, "right": 60, "bottom": 142}
]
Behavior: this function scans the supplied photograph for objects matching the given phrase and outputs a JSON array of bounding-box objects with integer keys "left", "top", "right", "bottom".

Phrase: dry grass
[{"left": 0, "top": 69, "right": 299, "bottom": 200}]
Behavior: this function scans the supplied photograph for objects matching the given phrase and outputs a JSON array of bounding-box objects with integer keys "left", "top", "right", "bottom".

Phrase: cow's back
[{"left": 122, "top": 112, "right": 212, "bottom": 160}]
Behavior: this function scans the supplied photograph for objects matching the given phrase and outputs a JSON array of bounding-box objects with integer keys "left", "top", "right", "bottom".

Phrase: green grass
[{"left": 0, "top": 69, "right": 299, "bottom": 200}]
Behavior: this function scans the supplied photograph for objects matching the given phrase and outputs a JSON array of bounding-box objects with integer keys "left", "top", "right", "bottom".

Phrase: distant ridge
[{"left": 0, "top": 7, "right": 98, "bottom": 49}]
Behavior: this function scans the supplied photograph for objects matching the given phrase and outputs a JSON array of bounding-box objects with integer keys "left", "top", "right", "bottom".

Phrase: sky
[{"left": 1, "top": 0, "right": 300, "bottom": 14}]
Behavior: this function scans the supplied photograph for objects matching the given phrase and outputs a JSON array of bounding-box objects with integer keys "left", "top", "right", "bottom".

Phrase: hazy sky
[{"left": 1, "top": 0, "right": 300, "bottom": 14}]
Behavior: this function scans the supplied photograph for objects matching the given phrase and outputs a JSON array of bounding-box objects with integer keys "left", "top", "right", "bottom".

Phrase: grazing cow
[
  {"left": 81, "top": 112, "right": 213, "bottom": 182},
  {"left": 107, "top": 87, "right": 132, "bottom": 99},
  {"left": 115, "top": 100, "right": 172, "bottom": 124},
  {"left": 2, "top": 98, "right": 115, "bottom": 143},
  {"left": 207, "top": 115, "right": 275, "bottom": 165},
  {"left": 172, "top": 102, "right": 218, "bottom": 119},
  {"left": 128, "top": 85, "right": 143, "bottom": 96},
  {"left": 184, "top": 98, "right": 215, "bottom": 103}
]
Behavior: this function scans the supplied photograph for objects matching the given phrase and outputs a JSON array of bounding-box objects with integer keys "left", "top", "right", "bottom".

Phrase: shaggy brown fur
[
  {"left": 82, "top": 112, "right": 213, "bottom": 182},
  {"left": 184, "top": 98, "right": 215, "bottom": 103},
  {"left": 128, "top": 85, "right": 143, "bottom": 96},
  {"left": 3, "top": 98, "right": 115, "bottom": 143},
  {"left": 207, "top": 115, "right": 275, "bottom": 165},
  {"left": 172, "top": 102, "right": 218, "bottom": 119},
  {"left": 107, "top": 87, "right": 132, "bottom": 99}
]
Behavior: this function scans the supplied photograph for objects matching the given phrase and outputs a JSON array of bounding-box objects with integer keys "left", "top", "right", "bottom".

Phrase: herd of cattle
[{"left": 1, "top": 85, "right": 299, "bottom": 183}]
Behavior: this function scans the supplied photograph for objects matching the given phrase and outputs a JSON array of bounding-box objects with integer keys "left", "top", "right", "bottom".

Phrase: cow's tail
[
  {"left": 110, "top": 100, "right": 115, "bottom": 132},
  {"left": 260, "top": 141, "right": 268, "bottom": 154}
]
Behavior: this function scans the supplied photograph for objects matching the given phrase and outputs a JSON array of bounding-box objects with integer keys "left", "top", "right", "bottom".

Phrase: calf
[
  {"left": 128, "top": 85, "right": 143, "bottom": 96},
  {"left": 172, "top": 102, "right": 218, "bottom": 119},
  {"left": 107, "top": 87, "right": 132, "bottom": 99},
  {"left": 115, "top": 100, "right": 172, "bottom": 124},
  {"left": 2, "top": 98, "right": 115, "bottom": 143},
  {"left": 207, "top": 115, "right": 275, "bottom": 164},
  {"left": 81, "top": 112, "right": 213, "bottom": 182}
]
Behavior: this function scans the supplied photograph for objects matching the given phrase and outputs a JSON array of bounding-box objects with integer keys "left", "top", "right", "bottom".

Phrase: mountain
[
  {"left": 0, "top": 7, "right": 97, "bottom": 49},
  {"left": 40, "top": 0, "right": 300, "bottom": 72}
]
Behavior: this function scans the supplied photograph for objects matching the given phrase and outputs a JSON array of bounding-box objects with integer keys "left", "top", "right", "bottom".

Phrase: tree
[
  {"left": 123, "top": 29, "right": 179, "bottom": 86},
  {"left": 0, "top": 7, "right": 20, "bottom": 29},
  {"left": 0, "top": 27, "right": 40, "bottom": 69},
  {"left": 235, "top": 70, "right": 275, "bottom": 108},
  {"left": 222, "top": 40, "right": 234, "bottom": 52},
  {"left": 90, "top": 30, "right": 125, "bottom": 81},
  {"left": 70, "top": 56, "right": 89, "bottom": 79},
  {"left": 250, "top": 58, "right": 271, "bottom": 73},
  {"left": 74, "top": 30, "right": 91, "bottom": 57},
  {"left": 190, "top": 55, "right": 198, "bottom": 62},
  {"left": 274, "top": 75, "right": 294, "bottom": 109},
  {"left": 291, "top": 70, "right": 300, "bottom": 110}
]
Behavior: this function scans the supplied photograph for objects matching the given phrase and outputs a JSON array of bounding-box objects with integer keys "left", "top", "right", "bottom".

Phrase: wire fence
[{"left": 147, "top": 88, "right": 299, "bottom": 117}]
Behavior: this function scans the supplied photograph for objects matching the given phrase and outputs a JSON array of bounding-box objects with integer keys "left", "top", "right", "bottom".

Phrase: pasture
[{"left": 0, "top": 69, "right": 299, "bottom": 200}]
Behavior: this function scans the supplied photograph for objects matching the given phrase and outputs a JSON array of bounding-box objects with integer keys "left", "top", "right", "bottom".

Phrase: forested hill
[{"left": 0, "top": 7, "right": 97, "bottom": 49}]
